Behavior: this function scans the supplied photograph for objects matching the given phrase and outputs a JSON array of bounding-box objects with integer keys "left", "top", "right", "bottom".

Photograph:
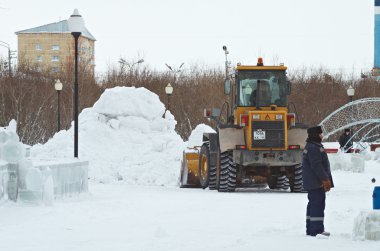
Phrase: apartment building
[{"left": 15, "top": 9, "right": 96, "bottom": 74}]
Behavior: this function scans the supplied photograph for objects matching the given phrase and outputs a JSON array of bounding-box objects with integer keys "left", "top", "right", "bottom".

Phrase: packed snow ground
[
  {"left": 0, "top": 161, "right": 380, "bottom": 251},
  {"left": 1, "top": 86, "right": 380, "bottom": 250}
]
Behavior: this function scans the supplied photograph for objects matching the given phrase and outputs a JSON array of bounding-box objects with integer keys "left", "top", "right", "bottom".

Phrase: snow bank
[
  {"left": 31, "top": 87, "right": 186, "bottom": 186},
  {"left": 353, "top": 210, "right": 380, "bottom": 241}
]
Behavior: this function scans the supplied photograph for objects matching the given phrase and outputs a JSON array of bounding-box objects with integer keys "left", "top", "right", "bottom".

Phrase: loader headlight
[
  {"left": 275, "top": 114, "right": 283, "bottom": 120},
  {"left": 252, "top": 114, "right": 260, "bottom": 120}
]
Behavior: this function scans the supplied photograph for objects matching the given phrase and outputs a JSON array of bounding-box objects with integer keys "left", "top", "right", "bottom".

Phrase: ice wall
[
  {"left": 0, "top": 161, "right": 8, "bottom": 201},
  {"left": 18, "top": 159, "right": 88, "bottom": 203},
  {"left": 0, "top": 120, "right": 89, "bottom": 203},
  {"left": 328, "top": 153, "right": 365, "bottom": 173},
  {"left": 0, "top": 120, "right": 24, "bottom": 202},
  {"left": 353, "top": 210, "right": 380, "bottom": 241}
]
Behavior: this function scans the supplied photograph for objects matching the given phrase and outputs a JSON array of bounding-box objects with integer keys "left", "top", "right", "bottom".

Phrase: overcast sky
[{"left": 0, "top": 0, "right": 374, "bottom": 75}]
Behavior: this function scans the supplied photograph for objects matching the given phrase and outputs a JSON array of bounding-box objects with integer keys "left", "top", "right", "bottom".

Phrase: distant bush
[{"left": 0, "top": 57, "right": 378, "bottom": 144}]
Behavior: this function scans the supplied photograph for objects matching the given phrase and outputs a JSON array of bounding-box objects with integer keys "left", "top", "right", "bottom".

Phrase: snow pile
[
  {"left": 353, "top": 210, "right": 380, "bottom": 241},
  {"left": 31, "top": 87, "right": 186, "bottom": 185},
  {"left": 187, "top": 124, "right": 215, "bottom": 148}
]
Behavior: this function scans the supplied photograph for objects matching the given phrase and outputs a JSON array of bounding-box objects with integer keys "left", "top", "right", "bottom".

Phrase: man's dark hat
[
  {"left": 307, "top": 126, "right": 322, "bottom": 135},
  {"left": 344, "top": 128, "right": 350, "bottom": 132}
]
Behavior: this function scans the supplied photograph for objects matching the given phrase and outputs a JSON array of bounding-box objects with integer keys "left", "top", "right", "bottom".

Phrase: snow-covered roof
[{"left": 15, "top": 20, "right": 96, "bottom": 41}]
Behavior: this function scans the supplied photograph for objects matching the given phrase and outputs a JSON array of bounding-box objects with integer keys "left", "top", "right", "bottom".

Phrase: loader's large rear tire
[
  {"left": 290, "top": 164, "right": 303, "bottom": 193},
  {"left": 218, "top": 151, "right": 237, "bottom": 192},
  {"left": 199, "top": 142, "right": 217, "bottom": 189}
]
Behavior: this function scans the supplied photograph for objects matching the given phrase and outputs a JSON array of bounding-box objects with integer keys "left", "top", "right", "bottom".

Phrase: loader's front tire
[
  {"left": 290, "top": 164, "right": 303, "bottom": 193},
  {"left": 199, "top": 143, "right": 210, "bottom": 189},
  {"left": 208, "top": 149, "right": 218, "bottom": 190},
  {"left": 218, "top": 151, "right": 237, "bottom": 192},
  {"left": 268, "top": 175, "right": 288, "bottom": 190}
]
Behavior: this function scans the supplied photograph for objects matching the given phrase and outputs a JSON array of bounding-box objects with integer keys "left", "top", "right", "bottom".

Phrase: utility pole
[
  {"left": 223, "top": 45, "right": 230, "bottom": 78},
  {"left": 222, "top": 45, "right": 233, "bottom": 122},
  {"left": 118, "top": 58, "right": 144, "bottom": 86},
  {"left": 165, "top": 62, "right": 184, "bottom": 84},
  {"left": 0, "top": 41, "right": 14, "bottom": 76}
]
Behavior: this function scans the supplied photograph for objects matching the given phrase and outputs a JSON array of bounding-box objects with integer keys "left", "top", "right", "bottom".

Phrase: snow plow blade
[{"left": 180, "top": 149, "right": 201, "bottom": 188}]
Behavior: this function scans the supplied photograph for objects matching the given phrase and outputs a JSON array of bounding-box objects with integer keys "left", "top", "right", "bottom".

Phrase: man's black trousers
[{"left": 306, "top": 187, "right": 326, "bottom": 236}]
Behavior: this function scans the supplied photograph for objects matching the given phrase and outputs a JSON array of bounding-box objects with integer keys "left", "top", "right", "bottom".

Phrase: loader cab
[{"left": 235, "top": 64, "right": 289, "bottom": 108}]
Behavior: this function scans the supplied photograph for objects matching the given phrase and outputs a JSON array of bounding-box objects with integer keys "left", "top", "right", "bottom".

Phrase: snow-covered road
[{"left": 1, "top": 161, "right": 380, "bottom": 251}]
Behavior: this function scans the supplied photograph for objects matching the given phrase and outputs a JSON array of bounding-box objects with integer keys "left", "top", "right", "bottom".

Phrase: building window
[
  {"left": 51, "top": 56, "right": 60, "bottom": 62},
  {"left": 51, "top": 67, "right": 59, "bottom": 73},
  {"left": 35, "top": 44, "right": 42, "bottom": 50},
  {"left": 36, "top": 56, "right": 42, "bottom": 62},
  {"left": 51, "top": 45, "right": 60, "bottom": 51}
]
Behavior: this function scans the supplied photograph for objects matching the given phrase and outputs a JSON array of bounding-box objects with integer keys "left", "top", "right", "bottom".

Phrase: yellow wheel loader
[{"left": 180, "top": 46, "right": 308, "bottom": 192}]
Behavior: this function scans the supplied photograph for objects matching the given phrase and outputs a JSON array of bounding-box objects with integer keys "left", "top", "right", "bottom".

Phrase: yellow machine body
[
  {"left": 180, "top": 150, "right": 201, "bottom": 188},
  {"left": 180, "top": 60, "right": 307, "bottom": 190}
]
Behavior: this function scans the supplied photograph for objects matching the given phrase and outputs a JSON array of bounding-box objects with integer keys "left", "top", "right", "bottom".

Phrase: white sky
[{"left": 0, "top": 0, "right": 374, "bottom": 75}]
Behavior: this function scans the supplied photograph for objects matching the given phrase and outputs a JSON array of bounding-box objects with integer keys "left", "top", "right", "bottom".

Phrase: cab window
[{"left": 237, "top": 70, "right": 287, "bottom": 107}]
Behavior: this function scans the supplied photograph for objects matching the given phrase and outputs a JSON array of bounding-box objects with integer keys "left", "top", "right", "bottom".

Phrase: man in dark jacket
[
  {"left": 339, "top": 128, "right": 353, "bottom": 153},
  {"left": 302, "top": 126, "right": 334, "bottom": 237}
]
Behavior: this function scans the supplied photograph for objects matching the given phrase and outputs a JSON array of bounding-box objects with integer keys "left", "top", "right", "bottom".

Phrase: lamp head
[
  {"left": 55, "top": 79, "right": 63, "bottom": 91},
  {"left": 165, "top": 83, "right": 173, "bottom": 95},
  {"left": 347, "top": 85, "right": 355, "bottom": 97},
  {"left": 165, "top": 63, "right": 172, "bottom": 71},
  {"left": 68, "top": 9, "right": 85, "bottom": 33}
]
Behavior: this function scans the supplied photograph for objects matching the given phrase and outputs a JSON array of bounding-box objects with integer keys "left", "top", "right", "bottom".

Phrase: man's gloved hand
[{"left": 322, "top": 179, "right": 332, "bottom": 192}]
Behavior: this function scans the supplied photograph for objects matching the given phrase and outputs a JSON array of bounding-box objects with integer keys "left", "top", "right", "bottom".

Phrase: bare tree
[{"left": 1, "top": 55, "right": 377, "bottom": 144}]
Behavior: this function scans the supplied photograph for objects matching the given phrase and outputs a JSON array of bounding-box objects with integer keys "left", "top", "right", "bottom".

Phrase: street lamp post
[
  {"left": 54, "top": 79, "right": 63, "bottom": 132},
  {"left": 165, "top": 83, "right": 174, "bottom": 113},
  {"left": 129, "top": 59, "right": 144, "bottom": 86},
  {"left": 346, "top": 85, "right": 355, "bottom": 147},
  {"left": 68, "top": 9, "right": 84, "bottom": 158}
]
